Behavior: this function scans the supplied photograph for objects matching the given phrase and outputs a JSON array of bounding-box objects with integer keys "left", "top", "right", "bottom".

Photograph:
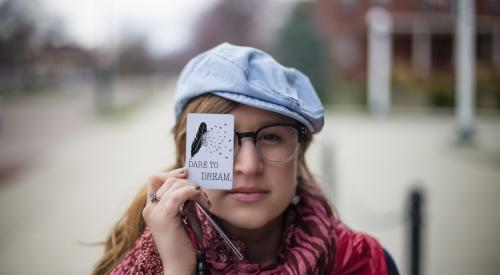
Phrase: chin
[
  {"left": 217, "top": 205, "right": 285, "bottom": 230},
  {"left": 229, "top": 215, "right": 270, "bottom": 229}
]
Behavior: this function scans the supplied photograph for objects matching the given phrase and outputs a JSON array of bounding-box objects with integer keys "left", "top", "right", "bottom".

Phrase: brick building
[{"left": 312, "top": 0, "right": 500, "bottom": 78}]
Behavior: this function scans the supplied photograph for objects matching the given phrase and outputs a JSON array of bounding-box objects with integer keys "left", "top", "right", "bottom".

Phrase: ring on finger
[{"left": 149, "top": 191, "right": 159, "bottom": 203}]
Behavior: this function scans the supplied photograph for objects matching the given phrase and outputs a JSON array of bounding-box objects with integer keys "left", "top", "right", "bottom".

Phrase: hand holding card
[{"left": 184, "top": 114, "right": 244, "bottom": 261}]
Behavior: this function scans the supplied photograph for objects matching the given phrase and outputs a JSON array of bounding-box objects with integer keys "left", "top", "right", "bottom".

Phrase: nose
[{"left": 234, "top": 139, "right": 263, "bottom": 175}]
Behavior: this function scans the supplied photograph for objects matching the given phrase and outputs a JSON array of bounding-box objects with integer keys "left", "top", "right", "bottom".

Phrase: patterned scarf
[
  {"left": 199, "top": 190, "right": 337, "bottom": 274},
  {"left": 111, "top": 190, "right": 338, "bottom": 275}
]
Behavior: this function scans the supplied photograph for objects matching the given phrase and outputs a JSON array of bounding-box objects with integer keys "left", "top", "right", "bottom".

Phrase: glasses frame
[{"left": 233, "top": 123, "right": 308, "bottom": 163}]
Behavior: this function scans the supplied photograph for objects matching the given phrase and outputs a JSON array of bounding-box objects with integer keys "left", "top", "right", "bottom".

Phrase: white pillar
[
  {"left": 366, "top": 8, "right": 393, "bottom": 116},
  {"left": 455, "top": 0, "right": 476, "bottom": 141}
]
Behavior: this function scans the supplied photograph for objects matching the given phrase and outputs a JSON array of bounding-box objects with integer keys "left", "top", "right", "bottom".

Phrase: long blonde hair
[{"left": 91, "top": 94, "right": 326, "bottom": 274}]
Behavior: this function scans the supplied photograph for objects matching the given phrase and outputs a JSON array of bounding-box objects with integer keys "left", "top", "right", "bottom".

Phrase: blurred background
[{"left": 0, "top": 0, "right": 499, "bottom": 274}]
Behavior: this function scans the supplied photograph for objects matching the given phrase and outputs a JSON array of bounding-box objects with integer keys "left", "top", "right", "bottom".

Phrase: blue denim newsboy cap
[{"left": 174, "top": 42, "right": 324, "bottom": 133}]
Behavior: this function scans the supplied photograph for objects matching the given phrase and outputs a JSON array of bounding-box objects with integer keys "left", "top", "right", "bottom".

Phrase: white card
[{"left": 186, "top": 113, "right": 234, "bottom": 190}]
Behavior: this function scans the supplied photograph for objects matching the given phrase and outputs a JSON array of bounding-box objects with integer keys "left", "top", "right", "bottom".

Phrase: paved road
[{"left": 0, "top": 85, "right": 499, "bottom": 274}]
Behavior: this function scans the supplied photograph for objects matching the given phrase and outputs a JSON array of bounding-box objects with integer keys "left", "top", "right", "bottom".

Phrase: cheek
[
  {"left": 272, "top": 164, "right": 298, "bottom": 196},
  {"left": 203, "top": 163, "right": 299, "bottom": 229},
  {"left": 273, "top": 156, "right": 299, "bottom": 188}
]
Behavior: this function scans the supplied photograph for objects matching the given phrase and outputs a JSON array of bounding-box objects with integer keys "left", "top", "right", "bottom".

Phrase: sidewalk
[
  {"left": 312, "top": 111, "right": 500, "bottom": 275},
  {"left": 0, "top": 88, "right": 499, "bottom": 274},
  {"left": 0, "top": 80, "right": 177, "bottom": 274},
  {"left": 0, "top": 85, "right": 95, "bottom": 182}
]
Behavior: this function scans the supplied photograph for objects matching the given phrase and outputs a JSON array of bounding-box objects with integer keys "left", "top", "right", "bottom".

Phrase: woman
[{"left": 92, "top": 43, "right": 399, "bottom": 274}]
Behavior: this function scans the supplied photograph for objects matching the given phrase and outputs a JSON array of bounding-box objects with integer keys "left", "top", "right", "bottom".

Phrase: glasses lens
[{"left": 256, "top": 125, "right": 299, "bottom": 162}]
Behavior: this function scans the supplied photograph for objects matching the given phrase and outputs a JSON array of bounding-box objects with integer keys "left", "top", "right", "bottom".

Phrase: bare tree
[
  {"left": 190, "top": 0, "right": 268, "bottom": 53},
  {"left": 0, "top": 0, "right": 37, "bottom": 74}
]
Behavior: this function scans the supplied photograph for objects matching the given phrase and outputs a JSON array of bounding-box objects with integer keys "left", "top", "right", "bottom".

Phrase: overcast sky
[{"left": 40, "top": 0, "right": 219, "bottom": 55}]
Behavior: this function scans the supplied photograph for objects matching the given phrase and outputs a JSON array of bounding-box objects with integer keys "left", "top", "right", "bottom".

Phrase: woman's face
[{"left": 203, "top": 104, "right": 299, "bottom": 230}]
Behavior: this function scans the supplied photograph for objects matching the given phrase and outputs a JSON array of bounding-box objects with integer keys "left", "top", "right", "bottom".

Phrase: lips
[{"left": 228, "top": 187, "right": 269, "bottom": 202}]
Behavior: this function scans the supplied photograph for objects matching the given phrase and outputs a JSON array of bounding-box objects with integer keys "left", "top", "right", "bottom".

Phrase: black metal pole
[{"left": 409, "top": 188, "right": 423, "bottom": 275}]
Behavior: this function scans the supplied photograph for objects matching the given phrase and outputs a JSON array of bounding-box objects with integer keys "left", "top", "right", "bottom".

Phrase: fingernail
[{"left": 177, "top": 167, "right": 187, "bottom": 174}]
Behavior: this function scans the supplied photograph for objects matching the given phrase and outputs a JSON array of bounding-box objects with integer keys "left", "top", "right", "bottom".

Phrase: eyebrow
[{"left": 234, "top": 119, "right": 292, "bottom": 131}]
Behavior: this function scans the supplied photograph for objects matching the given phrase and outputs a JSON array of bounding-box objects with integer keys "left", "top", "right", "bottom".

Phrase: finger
[
  {"left": 145, "top": 169, "right": 185, "bottom": 206},
  {"left": 156, "top": 175, "right": 194, "bottom": 198},
  {"left": 146, "top": 167, "right": 187, "bottom": 194},
  {"left": 144, "top": 171, "right": 187, "bottom": 213},
  {"left": 160, "top": 167, "right": 188, "bottom": 191},
  {"left": 146, "top": 180, "right": 160, "bottom": 206},
  {"left": 168, "top": 179, "right": 210, "bottom": 209},
  {"left": 146, "top": 173, "right": 170, "bottom": 206},
  {"left": 169, "top": 180, "right": 210, "bottom": 210},
  {"left": 161, "top": 180, "right": 199, "bottom": 200},
  {"left": 147, "top": 172, "right": 168, "bottom": 193},
  {"left": 159, "top": 184, "right": 201, "bottom": 218}
]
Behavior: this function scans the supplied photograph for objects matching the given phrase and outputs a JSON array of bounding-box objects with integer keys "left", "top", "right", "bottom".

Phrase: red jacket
[{"left": 332, "top": 220, "right": 389, "bottom": 274}]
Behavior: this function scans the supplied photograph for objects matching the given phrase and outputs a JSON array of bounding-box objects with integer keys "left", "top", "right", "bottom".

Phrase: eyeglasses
[{"left": 233, "top": 123, "right": 308, "bottom": 163}]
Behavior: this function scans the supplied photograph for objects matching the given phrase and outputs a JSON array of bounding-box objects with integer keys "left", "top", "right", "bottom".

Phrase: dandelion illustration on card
[{"left": 186, "top": 113, "right": 234, "bottom": 190}]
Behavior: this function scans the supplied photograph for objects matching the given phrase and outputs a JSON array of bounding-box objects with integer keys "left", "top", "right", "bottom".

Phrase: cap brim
[{"left": 212, "top": 91, "right": 315, "bottom": 133}]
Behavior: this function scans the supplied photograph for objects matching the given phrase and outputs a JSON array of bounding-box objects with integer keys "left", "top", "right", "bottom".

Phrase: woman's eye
[{"left": 259, "top": 134, "right": 282, "bottom": 142}]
